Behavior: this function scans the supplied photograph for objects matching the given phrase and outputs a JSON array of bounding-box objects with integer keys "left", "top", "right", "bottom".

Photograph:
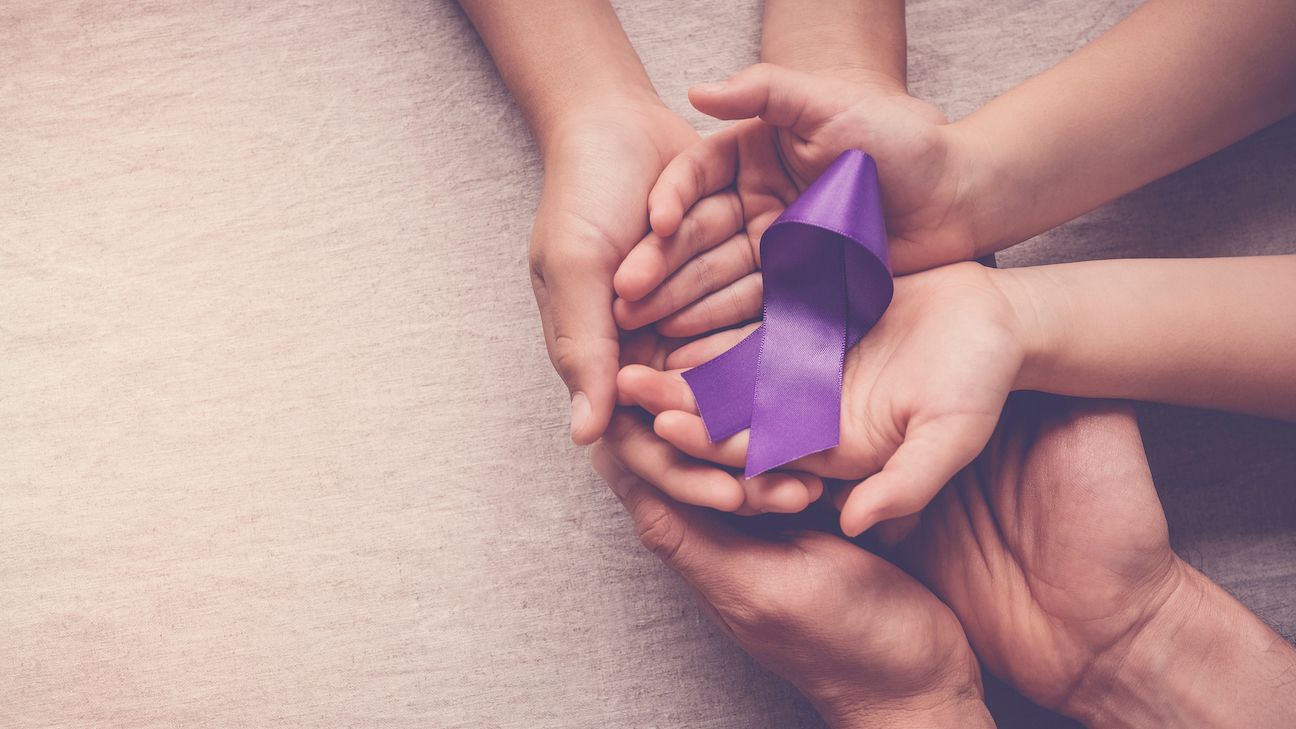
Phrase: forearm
[
  {"left": 955, "top": 0, "right": 1296, "bottom": 250},
  {"left": 1004, "top": 255, "right": 1296, "bottom": 420},
  {"left": 1071, "top": 561, "right": 1296, "bottom": 729},
  {"left": 761, "top": 0, "right": 907, "bottom": 86},
  {"left": 458, "top": 0, "right": 659, "bottom": 154}
]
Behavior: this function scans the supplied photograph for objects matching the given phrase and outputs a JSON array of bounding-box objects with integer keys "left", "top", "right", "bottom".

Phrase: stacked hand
[
  {"left": 529, "top": 95, "right": 698, "bottom": 444},
  {"left": 469, "top": 1, "right": 1296, "bottom": 724},
  {"left": 597, "top": 392, "right": 1250, "bottom": 728},
  {"left": 618, "top": 262, "right": 1030, "bottom": 536},
  {"left": 612, "top": 63, "right": 994, "bottom": 338},
  {"left": 591, "top": 443, "right": 993, "bottom": 729}
]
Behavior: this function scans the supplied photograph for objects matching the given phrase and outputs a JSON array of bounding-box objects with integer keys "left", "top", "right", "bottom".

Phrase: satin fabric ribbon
[{"left": 682, "top": 150, "right": 893, "bottom": 477}]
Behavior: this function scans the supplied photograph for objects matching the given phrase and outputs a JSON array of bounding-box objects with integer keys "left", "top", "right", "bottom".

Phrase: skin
[
  {"left": 591, "top": 443, "right": 994, "bottom": 729},
  {"left": 902, "top": 393, "right": 1296, "bottom": 728},
  {"left": 612, "top": 65, "right": 967, "bottom": 336},
  {"left": 604, "top": 0, "right": 941, "bottom": 515},
  {"left": 620, "top": 254, "right": 1296, "bottom": 534},
  {"left": 618, "top": 0, "right": 1296, "bottom": 338},
  {"left": 618, "top": 262, "right": 1022, "bottom": 536},
  {"left": 601, "top": 392, "right": 1296, "bottom": 728},
  {"left": 458, "top": 0, "right": 699, "bottom": 444}
]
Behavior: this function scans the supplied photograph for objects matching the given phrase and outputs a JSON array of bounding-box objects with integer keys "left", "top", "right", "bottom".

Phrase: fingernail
[
  {"left": 570, "top": 392, "right": 591, "bottom": 440},
  {"left": 692, "top": 81, "right": 727, "bottom": 95}
]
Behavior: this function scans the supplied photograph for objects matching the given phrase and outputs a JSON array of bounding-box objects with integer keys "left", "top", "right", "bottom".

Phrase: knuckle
[
  {"left": 548, "top": 333, "right": 617, "bottom": 382},
  {"left": 675, "top": 211, "right": 701, "bottom": 248},
  {"left": 692, "top": 253, "right": 717, "bottom": 295},
  {"left": 725, "top": 280, "right": 749, "bottom": 321},
  {"left": 634, "top": 504, "right": 686, "bottom": 565}
]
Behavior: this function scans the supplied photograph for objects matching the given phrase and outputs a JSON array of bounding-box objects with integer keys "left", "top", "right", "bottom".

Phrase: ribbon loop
[{"left": 682, "top": 150, "right": 892, "bottom": 477}]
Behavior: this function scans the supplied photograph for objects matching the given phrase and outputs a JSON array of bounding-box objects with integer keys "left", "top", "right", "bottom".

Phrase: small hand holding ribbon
[{"left": 683, "top": 150, "right": 893, "bottom": 477}]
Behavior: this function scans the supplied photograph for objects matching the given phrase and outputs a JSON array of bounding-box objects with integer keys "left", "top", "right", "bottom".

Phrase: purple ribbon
[{"left": 682, "top": 150, "right": 892, "bottom": 477}]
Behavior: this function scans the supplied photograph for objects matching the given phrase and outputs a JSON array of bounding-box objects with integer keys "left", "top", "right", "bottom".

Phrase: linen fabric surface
[{"left": 2, "top": 2, "right": 1294, "bottom": 728}]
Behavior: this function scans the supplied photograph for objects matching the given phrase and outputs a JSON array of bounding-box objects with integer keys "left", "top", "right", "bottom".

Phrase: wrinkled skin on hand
[
  {"left": 591, "top": 444, "right": 987, "bottom": 728},
  {"left": 899, "top": 392, "right": 1183, "bottom": 717}
]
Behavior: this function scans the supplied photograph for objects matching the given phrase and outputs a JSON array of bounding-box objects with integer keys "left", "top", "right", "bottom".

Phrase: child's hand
[
  {"left": 617, "top": 262, "right": 1034, "bottom": 536},
  {"left": 612, "top": 63, "right": 992, "bottom": 336},
  {"left": 606, "top": 326, "right": 826, "bottom": 517}
]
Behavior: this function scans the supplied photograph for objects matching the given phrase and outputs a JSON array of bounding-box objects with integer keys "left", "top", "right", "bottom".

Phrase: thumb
[
  {"left": 839, "top": 416, "right": 991, "bottom": 537},
  {"left": 531, "top": 245, "right": 620, "bottom": 445},
  {"left": 688, "top": 63, "right": 832, "bottom": 135},
  {"left": 591, "top": 444, "right": 740, "bottom": 584}
]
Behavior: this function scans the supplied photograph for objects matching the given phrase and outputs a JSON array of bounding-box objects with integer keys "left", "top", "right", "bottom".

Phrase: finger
[
  {"left": 616, "top": 365, "right": 699, "bottom": 415},
  {"left": 654, "top": 410, "right": 750, "bottom": 470},
  {"left": 594, "top": 444, "right": 810, "bottom": 604},
  {"left": 531, "top": 245, "right": 621, "bottom": 445},
  {"left": 664, "top": 322, "right": 761, "bottom": 369},
  {"left": 614, "top": 230, "right": 757, "bottom": 330},
  {"left": 615, "top": 191, "right": 745, "bottom": 303},
  {"left": 647, "top": 126, "right": 742, "bottom": 238},
  {"left": 744, "top": 471, "right": 824, "bottom": 514},
  {"left": 617, "top": 326, "right": 687, "bottom": 372},
  {"left": 603, "top": 409, "right": 745, "bottom": 512},
  {"left": 657, "top": 272, "right": 763, "bottom": 338},
  {"left": 591, "top": 443, "right": 737, "bottom": 571},
  {"left": 839, "top": 417, "right": 989, "bottom": 537},
  {"left": 689, "top": 63, "right": 833, "bottom": 135}
]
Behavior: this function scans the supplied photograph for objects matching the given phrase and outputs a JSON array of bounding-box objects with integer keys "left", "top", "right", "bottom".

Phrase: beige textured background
[{"left": 2, "top": 2, "right": 1294, "bottom": 727}]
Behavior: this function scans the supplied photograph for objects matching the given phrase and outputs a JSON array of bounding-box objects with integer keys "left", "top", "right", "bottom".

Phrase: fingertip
[
  {"left": 761, "top": 475, "right": 812, "bottom": 514},
  {"left": 801, "top": 474, "right": 825, "bottom": 504},
  {"left": 611, "top": 296, "right": 636, "bottom": 331},
  {"left": 570, "top": 387, "right": 614, "bottom": 445},
  {"left": 711, "top": 477, "right": 747, "bottom": 513},
  {"left": 648, "top": 197, "right": 682, "bottom": 238},
  {"left": 614, "top": 364, "right": 649, "bottom": 403},
  {"left": 653, "top": 409, "right": 703, "bottom": 446},
  {"left": 838, "top": 490, "right": 876, "bottom": 538},
  {"left": 613, "top": 245, "right": 660, "bottom": 303}
]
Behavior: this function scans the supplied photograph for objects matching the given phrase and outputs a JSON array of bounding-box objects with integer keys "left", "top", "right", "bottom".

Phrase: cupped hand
[
  {"left": 612, "top": 63, "right": 989, "bottom": 336},
  {"left": 606, "top": 326, "right": 824, "bottom": 517},
  {"left": 899, "top": 393, "right": 1183, "bottom": 720},
  {"left": 591, "top": 445, "right": 994, "bottom": 729},
  {"left": 531, "top": 98, "right": 699, "bottom": 443},
  {"left": 618, "top": 262, "right": 1029, "bottom": 535}
]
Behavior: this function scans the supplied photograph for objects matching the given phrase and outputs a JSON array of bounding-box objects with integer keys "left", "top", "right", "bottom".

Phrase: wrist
[
  {"left": 535, "top": 83, "right": 666, "bottom": 160},
  {"left": 986, "top": 266, "right": 1058, "bottom": 394},
  {"left": 942, "top": 118, "right": 1033, "bottom": 257},
  {"left": 1068, "top": 560, "right": 1296, "bottom": 729},
  {"left": 826, "top": 695, "right": 995, "bottom": 729}
]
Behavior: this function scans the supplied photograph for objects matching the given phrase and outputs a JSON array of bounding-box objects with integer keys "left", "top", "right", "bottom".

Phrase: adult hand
[
  {"left": 901, "top": 393, "right": 1296, "bottom": 727},
  {"left": 531, "top": 97, "right": 698, "bottom": 443},
  {"left": 591, "top": 445, "right": 994, "bottom": 729}
]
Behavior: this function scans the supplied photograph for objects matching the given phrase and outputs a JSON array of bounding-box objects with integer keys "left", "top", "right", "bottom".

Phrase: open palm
[
  {"left": 900, "top": 393, "right": 1182, "bottom": 717},
  {"left": 617, "top": 262, "right": 1025, "bottom": 536}
]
